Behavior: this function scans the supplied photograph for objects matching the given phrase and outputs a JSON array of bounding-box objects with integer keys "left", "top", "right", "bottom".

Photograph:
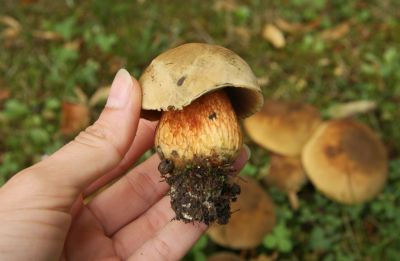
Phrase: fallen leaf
[
  {"left": 32, "top": 30, "right": 63, "bottom": 41},
  {"left": 262, "top": 24, "right": 285, "bottom": 48},
  {"left": 0, "top": 16, "right": 21, "bottom": 30},
  {"left": 327, "top": 100, "right": 377, "bottom": 119},
  {"left": 60, "top": 102, "right": 90, "bottom": 135},
  {"left": 251, "top": 253, "right": 278, "bottom": 261},
  {"left": 256, "top": 76, "right": 270, "bottom": 86},
  {"left": 108, "top": 56, "right": 127, "bottom": 74},
  {"left": 0, "top": 16, "right": 21, "bottom": 40},
  {"left": 89, "top": 86, "right": 110, "bottom": 107},
  {"left": 321, "top": 22, "right": 350, "bottom": 41},
  {"left": 0, "top": 89, "right": 10, "bottom": 102},
  {"left": 233, "top": 26, "right": 251, "bottom": 46},
  {"left": 64, "top": 39, "right": 82, "bottom": 51},
  {"left": 213, "top": 0, "right": 237, "bottom": 12},
  {"left": 275, "top": 18, "right": 320, "bottom": 34},
  {"left": 74, "top": 87, "right": 88, "bottom": 104}
]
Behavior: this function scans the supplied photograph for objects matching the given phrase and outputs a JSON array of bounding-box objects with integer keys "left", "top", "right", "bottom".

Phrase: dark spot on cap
[
  {"left": 177, "top": 76, "right": 186, "bottom": 86},
  {"left": 325, "top": 145, "right": 342, "bottom": 158},
  {"left": 209, "top": 112, "right": 217, "bottom": 120}
]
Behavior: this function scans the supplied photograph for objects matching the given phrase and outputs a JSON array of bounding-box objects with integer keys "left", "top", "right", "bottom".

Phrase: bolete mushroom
[
  {"left": 262, "top": 154, "right": 307, "bottom": 209},
  {"left": 208, "top": 252, "right": 245, "bottom": 261},
  {"left": 140, "top": 43, "right": 263, "bottom": 224},
  {"left": 243, "top": 100, "right": 322, "bottom": 156},
  {"left": 207, "top": 177, "right": 276, "bottom": 249},
  {"left": 302, "top": 119, "right": 388, "bottom": 204}
]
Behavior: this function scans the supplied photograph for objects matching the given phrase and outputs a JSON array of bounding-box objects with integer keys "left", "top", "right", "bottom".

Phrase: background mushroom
[
  {"left": 244, "top": 100, "right": 320, "bottom": 209},
  {"left": 243, "top": 100, "right": 322, "bottom": 156},
  {"left": 208, "top": 252, "right": 245, "bottom": 261},
  {"left": 261, "top": 154, "right": 307, "bottom": 209},
  {"left": 140, "top": 43, "right": 263, "bottom": 224},
  {"left": 302, "top": 119, "right": 388, "bottom": 204},
  {"left": 207, "top": 177, "right": 276, "bottom": 249}
]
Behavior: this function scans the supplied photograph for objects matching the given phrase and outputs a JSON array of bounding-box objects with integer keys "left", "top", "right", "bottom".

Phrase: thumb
[{"left": 27, "top": 69, "right": 142, "bottom": 190}]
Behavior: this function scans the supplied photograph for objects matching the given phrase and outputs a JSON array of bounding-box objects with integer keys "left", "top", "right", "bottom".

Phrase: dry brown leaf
[
  {"left": 74, "top": 87, "right": 88, "bottom": 105},
  {"left": 275, "top": 18, "right": 320, "bottom": 33},
  {"left": 64, "top": 39, "right": 82, "bottom": 51},
  {"left": 108, "top": 56, "right": 126, "bottom": 74},
  {"left": 0, "top": 16, "right": 21, "bottom": 30},
  {"left": 233, "top": 26, "right": 251, "bottom": 46},
  {"left": 1, "top": 28, "right": 20, "bottom": 40},
  {"left": 256, "top": 76, "right": 270, "bottom": 86},
  {"left": 321, "top": 22, "right": 350, "bottom": 40},
  {"left": 0, "top": 89, "right": 10, "bottom": 102},
  {"left": 262, "top": 24, "right": 285, "bottom": 48},
  {"left": 0, "top": 16, "right": 21, "bottom": 40},
  {"left": 60, "top": 102, "right": 90, "bottom": 135},
  {"left": 32, "top": 30, "right": 63, "bottom": 41},
  {"left": 213, "top": 0, "right": 237, "bottom": 12},
  {"left": 250, "top": 253, "right": 278, "bottom": 261},
  {"left": 328, "top": 100, "right": 377, "bottom": 119},
  {"left": 89, "top": 86, "right": 110, "bottom": 107}
]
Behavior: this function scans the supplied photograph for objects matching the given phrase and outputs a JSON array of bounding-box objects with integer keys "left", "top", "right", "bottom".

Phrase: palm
[{"left": 64, "top": 155, "right": 205, "bottom": 261}]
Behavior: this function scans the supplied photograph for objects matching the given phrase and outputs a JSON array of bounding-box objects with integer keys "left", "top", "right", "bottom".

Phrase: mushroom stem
[
  {"left": 287, "top": 191, "right": 299, "bottom": 210},
  {"left": 155, "top": 90, "right": 243, "bottom": 224}
]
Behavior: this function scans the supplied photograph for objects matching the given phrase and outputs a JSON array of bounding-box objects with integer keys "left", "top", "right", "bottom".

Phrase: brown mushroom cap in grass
[
  {"left": 140, "top": 42, "right": 263, "bottom": 119},
  {"left": 208, "top": 252, "right": 245, "bottom": 261},
  {"left": 244, "top": 100, "right": 322, "bottom": 156},
  {"left": 263, "top": 154, "right": 307, "bottom": 209},
  {"left": 207, "top": 177, "right": 276, "bottom": 249},
  {"left": 302, "top": 119, "right": 388, "bottom": 204}
]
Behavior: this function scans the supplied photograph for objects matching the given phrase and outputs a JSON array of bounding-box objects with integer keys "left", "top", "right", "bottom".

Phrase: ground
[{"left": 1, "top": 0, "right": 400, "bottom": 260}]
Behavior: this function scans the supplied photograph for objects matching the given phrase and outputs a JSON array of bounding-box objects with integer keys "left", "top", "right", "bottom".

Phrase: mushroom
[
  {"left": 140, "top": 43, "right": 263, "bottom": 224},
  {"left": 262, "top": 154, "right": 307, "bottom": 209},
  {"left": 208, "top": 252, "right": 245, "bottom": 261},
  {"left": 302, "top": 119, "right": 388, "bottom": 204},
  {"left": 243, "top": 101, "right": 320, "bottom": 209},
  {"left": 207, "top": 177, "right": 276, "bottom": 249},
  {"left": 243, "top": 100, "right": 322, "bottom": 156}
]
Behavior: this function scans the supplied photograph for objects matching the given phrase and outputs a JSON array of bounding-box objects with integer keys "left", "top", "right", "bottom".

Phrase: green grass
[{"left": 1, "top": 0, "right": 400, "bottom": 260}]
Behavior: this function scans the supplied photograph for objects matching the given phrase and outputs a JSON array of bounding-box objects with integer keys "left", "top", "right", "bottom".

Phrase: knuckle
[
  {"left": 144, "top": 205, "right": 169, "bottom": 233},
  {"left": 153, "top": 236, "right": 172, "bottom": 261},
  {"left": 7, "top": 167, "right": 48, "bottom": 192},
  {"left": 74, "top": 121, "right": 122, "bottom": 159}
]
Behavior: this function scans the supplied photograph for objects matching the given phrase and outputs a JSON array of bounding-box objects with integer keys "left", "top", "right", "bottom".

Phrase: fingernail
[
  {"left": 243, "top": 144, "right": 251, "bottom": 160},
  {"left": 106, "top": 68, "right": 133, "bottom": 109}
]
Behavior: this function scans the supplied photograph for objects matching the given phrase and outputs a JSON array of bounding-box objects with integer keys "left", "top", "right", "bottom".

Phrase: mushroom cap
[
  {"left": 244, "top": 100, "right": 322, "bottom": 156},
  {"left": 208, "top": 252, "right": 245, "bottom": 261},
  {"left": 302, "top": 119, "right": 388, "bottom": 204},
  {"left": 264, "top": 154, "right": 307, "bottom": 193},
  {"left": 207, "top": 177, "right": 276, "bottom": 249},
  {"left": 140, "top": 43, "right": 263, "bottom": 119}
]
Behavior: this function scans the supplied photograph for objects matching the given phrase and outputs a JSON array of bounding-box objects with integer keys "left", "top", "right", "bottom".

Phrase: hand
[{"left": 0, "top": 69, "right": 248, "bottom": 261}]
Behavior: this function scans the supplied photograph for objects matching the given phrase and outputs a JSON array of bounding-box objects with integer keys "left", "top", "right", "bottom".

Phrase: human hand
[{"left": 0, "top": 69, "right": 248, "bottom": 261}]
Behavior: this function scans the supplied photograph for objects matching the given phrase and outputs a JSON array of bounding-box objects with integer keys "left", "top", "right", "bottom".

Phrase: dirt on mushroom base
[{"left": 159, "top": 155, "right": 241, "bottom": 225}]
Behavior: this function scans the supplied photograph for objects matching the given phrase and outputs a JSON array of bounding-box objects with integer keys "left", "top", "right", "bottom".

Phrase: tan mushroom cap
[
  {"left": 244, "top": 100, "right": 322, "bottom": 156},
  {"left": 263, "top": 154, "right": 307, "bottom": 209},
  {"left": 302, "top": 119, "right": 388, "bottom": 204},
  {"left": 208, "top": 252, "right": 245, "bottom": 261},
  {"left": 207, "top": 177, "right": 276, "bottom": 249},
  {"left": 140, "top": 43, "right": 263, "bottom": 119}
]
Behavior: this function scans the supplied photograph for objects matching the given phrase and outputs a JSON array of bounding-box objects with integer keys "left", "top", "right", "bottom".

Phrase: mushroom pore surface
[{"left": 155, "top": 90, "right": 243, "bottom": 225}]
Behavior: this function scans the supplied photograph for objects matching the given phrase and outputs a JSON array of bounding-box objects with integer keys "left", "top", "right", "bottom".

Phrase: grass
[{"left": 1, "top": 0, "right": 400, "bottom": 260}]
